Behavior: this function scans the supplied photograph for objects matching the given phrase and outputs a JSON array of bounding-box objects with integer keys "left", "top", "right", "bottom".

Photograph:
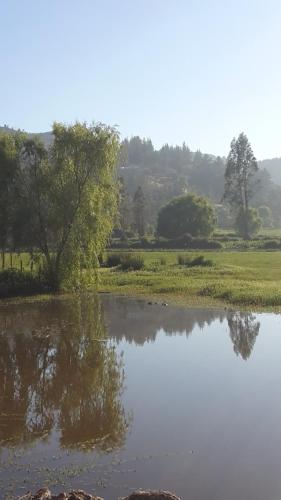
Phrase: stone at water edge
[
  {"left": 122, "top": 491, "right": 181, "bottom": 500},
  {"left": 18, "top": 488, "right": 103, "bottom": 500},
  {"left": 17, "top": 489, "right": 181, "bottom": 500}
]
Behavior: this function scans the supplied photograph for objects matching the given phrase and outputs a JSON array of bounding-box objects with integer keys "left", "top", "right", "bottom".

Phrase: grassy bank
[{"left": 99, "top": 250, "right": 281, "bottom": 310}]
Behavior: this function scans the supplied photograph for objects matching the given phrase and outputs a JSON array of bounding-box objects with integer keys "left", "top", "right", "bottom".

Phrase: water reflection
[
  {"left": 0, "top": 295, "right": 262, "bottom": 452},
  {"left": 101, "top": 297, "right": 261, "bottom": 361},
  {"left": 0, "top": 296, "right": 129, "bottom": 450},
  {"left": 227, "top": 311, "right": 260, "bottom": 360},
  {"left": 101, "top": 295, "right": 226, "bottom": 343}
]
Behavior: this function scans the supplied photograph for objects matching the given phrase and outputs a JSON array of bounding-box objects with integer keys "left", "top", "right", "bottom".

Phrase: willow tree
[
  {"left": 16, "top": 122, "right": 119, "bottom": 290},
  {"left": 0, "top": 131, "right": 25, "bottom": 264}
]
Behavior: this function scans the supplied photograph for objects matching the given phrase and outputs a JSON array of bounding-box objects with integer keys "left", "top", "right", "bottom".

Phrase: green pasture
[{"left": 100, "top": 250, "right": 281, "bottom": 310}]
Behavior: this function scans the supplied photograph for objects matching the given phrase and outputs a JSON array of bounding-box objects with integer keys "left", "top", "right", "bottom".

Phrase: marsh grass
[
  {"left": 119, "top": 253, "right": 144, "bottom": 271},
  {"left": 100, "top": 250, "right": 281, "bottom": 309}
]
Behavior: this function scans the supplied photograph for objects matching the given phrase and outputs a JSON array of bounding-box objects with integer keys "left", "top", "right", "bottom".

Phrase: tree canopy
[{"left": 157, "top": 193, "right": 216, "bottom": 239}]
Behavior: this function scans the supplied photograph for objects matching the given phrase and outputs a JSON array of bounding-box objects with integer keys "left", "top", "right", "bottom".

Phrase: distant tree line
[{"left": 115, "top": 135, "right": 280, "bottom": 238}]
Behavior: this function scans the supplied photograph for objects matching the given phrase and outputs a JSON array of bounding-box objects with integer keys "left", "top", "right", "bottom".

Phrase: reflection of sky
[
  {"left": 117, "top": 312, "right": 281, "bottom": 500},
  {"left": 1, "top": 297, "right": 281, "bottom": 500}
]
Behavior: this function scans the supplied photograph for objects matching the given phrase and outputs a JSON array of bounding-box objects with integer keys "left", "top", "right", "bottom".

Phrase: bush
[
  {"left": 235, "top": 207, "right": 261, "bottom": 238},
  {"left": 258, "top": 205, "right": 273, "bottom": 228},
  {"left": 157, "top": 193, "right": 216, "bottom": 239},
  {"left": 119, "top": 253, "right": 144, "bottom": 271},
  {"left": 190, "top": 238, "right": 222, "bottom": 249},
  {"left": 159, "top": 256, "right": 166, "bottom": 265},
  {"left": 190, "top": 255, "right": 213, "bottom": 267},
  {"left": 0, "top": 269, "right": 49, "bottom": 298},
  {"left": 261, "top": 239, "right": 281, "bottom": 250},
  {"left": 105, "top": 253, "right": 123, "bottom": 267},
  {"left": 177, "top": 255, "right": 213, "bottom": 267},
  {"left": 177, "top": 255, "right": 190, "bottom": 265}
]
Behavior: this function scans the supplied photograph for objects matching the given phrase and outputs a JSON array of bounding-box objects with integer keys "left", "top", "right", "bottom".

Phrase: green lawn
[
  {"left": 99, "top": 250, "right": 281, "bottom": 310},
  {"left": 1, "top": 252, "right": 39, "bottom": 272}
]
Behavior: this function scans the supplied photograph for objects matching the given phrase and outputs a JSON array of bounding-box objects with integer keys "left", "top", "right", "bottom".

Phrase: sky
[{"left": 1, "top": 0, "right": 281, "bottom": 159}]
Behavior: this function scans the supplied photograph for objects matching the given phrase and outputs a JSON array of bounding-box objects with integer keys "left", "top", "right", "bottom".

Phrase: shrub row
[
  {"left": 110, "top": 235, "right": 222, "bottom": 250},
  {"left": 261, "top": 239, "right": 281, "bottom": 249}
]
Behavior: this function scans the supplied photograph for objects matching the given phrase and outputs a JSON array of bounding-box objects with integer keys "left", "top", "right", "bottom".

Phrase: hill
[
  {"left": 259, "top": 158, "right": 281, "bottom": 186},
  {"left": 0, "top": 126, "right": 53, "bottom": 147}
]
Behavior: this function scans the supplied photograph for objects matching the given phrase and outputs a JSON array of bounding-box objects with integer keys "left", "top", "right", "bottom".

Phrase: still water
[{"left": 0, "top": 294, "right": 281, "bottom": 499}]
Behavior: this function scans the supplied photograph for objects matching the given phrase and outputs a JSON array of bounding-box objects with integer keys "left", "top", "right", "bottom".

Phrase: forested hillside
[
  {"left": 259, "top": 158, "right": 281, "bottom": 186},
  {"left": 118, "top": 137, "right": 281, "bottom": 231}
]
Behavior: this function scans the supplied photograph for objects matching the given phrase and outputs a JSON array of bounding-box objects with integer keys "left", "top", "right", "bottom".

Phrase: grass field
[
  {"left": 2, "top": 249, "right": 281, "bottom": 310},
  {"left": 99, "top": 250, "right": 281, "bottom": 310}
]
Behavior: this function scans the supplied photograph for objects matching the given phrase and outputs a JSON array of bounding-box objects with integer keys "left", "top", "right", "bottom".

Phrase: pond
[{"left": 0, "top": 294, "right": 281, "bottom": 500}]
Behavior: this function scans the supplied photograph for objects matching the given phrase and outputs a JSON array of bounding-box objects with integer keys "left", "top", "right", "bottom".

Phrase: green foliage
[
  {"left": 235, "top": 207, "right": 261, "bottom": 238},
  {"left": 133, "top": 186, "right": 145, "bottom": 237},
  {"left": 157, "top": 193, "right": 216, "bottom": 239},
  {"left": 118, "top": 137, "right": 226, "bottom": 230},
  {"left": 0, "top": 131, "right": 25, "bottom": 251},
  {"left": 105, "top": 252, "right": 144, "bottom": 270},
  {"left": 224, "top": 133, "right": 258, "bottom": 239},
  {"left": 119, "top": 253, "right": 144, "bottom": 271},
  {"left": 10, "top": 122, "right": 120, "bottom": 291},
  {"left": 258, "top": 205, "right": 273, "bottom": 228},
  {"left": 261, "top": 239, "right": 281, "bottom": 250},
  {"left": 105, "top": 253, "right": 123, "bottom": 267},
  {"left": 177, "top": 254, "right": 213, "bottom": 267},
  {"left": 0, "top": 269, "right": 48, "bottom": 298}
]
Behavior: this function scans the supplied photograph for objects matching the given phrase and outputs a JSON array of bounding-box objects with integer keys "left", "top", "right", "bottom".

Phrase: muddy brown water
[{"left": 0, "top": 294, "right": 281, "bottom": 500}]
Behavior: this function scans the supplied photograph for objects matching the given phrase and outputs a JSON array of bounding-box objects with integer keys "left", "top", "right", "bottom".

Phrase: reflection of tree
[
  {"left": 102, "top": 295, "right": 225, "bottom": 345},
  {"left": 227, "top": 311, "right": 260, "bottom": 360},
  {"left": 0, "top": 295, "right": 128, "bottom": 451}
]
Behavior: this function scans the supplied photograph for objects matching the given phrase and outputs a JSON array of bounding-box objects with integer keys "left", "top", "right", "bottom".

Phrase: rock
[
  {"left": 18, "top": 490, "right": 102, "bottom": 500},
  {"left": 18, "top": 490, "right": 51, "bottom": 500},
  {"left": 18, "top": 489, "right": 180, "bottom": 500},
  {"left": 122, "top": 491, "right": 181, "bottom": 500},
  {"left": 68, "top": 492, "right": 102, "bottom": 500}
]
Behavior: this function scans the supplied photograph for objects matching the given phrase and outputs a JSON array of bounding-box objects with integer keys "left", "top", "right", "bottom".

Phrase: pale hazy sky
[{"left": 1, "top": 0, "right": 281, "bottom": 159}]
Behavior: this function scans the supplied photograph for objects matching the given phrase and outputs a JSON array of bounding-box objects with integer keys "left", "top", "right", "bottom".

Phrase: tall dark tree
[
  {"left": 118, "top": 177, "right": 133, "bottom": 234},
  {"left": 133, "top": 186, "right": 145, "bottom": 237},
  {"left": 223, "top": 133, "right": 258, "bottom": 239}
]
